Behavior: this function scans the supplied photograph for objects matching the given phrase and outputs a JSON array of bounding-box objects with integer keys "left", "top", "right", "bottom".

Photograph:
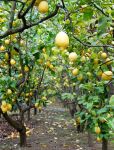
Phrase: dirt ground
[{"left": 0, "top": 102, "right": 114, "bottom": 150}]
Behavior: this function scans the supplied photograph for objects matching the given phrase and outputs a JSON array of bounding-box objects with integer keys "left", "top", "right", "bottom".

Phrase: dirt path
[{"left": 0, "top": 102, "right": 114, "bottom": 150}]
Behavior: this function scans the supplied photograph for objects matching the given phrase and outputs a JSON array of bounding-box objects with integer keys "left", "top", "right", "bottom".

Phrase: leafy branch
[{"left": 0, "top": 3, "right": 62, "bottom": 39}]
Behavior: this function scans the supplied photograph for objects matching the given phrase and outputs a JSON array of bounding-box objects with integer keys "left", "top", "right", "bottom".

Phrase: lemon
[
  {"left": 95, "top": 126, "right": 101, "bottom": 134},
  {"left": 5, "top": 53, "right": 9, "bottom": 60},
  {"left": 69, "top": 52, "right": 78, "bottom": 62},
  {"left": 7, "top": 89, "right": 12, "bottom": 95},
  {"left": 72, "top": 68, "right": 79, "bottom": 76},
  {"left": 101, "top": 71, "right": 113, "bottom": 81},
  {"left": 7, "top": 103, "right": 12, "bottom": 111},
  {"left": 24, "top": 66, "right": 29, "bottom": 72},
  {"left": 10, "top": 59, "right": 16, "bottom": 66},
  {"left": 101, "top": 52, "right": 107, "bottom": 59},
  {"left": 5, "top": 39, "right": 10, "bottom": 45},
  {"left": 96, "top": 137, "right": 102, "bottom": 142},
  {"left": 55, "top": 31, "right": 69, "bottom": 49},
  {"left": 0, "top": 45, "right": 5, "bottom": 51},
  {"left": 38, "top": 1, "right": 48, "bottom": 13},
  {"left": 1, "top": 105, "right": 7, "bottom": 113},
  {"left": 105, "top": 58, "right": 112, "bottom": 65}
]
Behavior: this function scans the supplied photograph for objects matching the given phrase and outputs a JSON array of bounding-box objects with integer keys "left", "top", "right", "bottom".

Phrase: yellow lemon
[
  {"left": 101, "top": 71, "right": 113, "bottom": 81},
  {"left": 72, "top": 68, "right": 79, "bottom": 76},
  {"left": 24, "top": 66, "right": 29, "bottom": 72},
  {"left": 10, "top": 59, "right": 16, "bottom": 66},
  {"left": 0, "top": 45, "right": 5, "bottom": 51},
  {"left": 7, "top": 89, "right": 12, "bottom": 95},
  {"left": 95, "top": 126, "right": 101, "bottom": 134},
  {"left": 5, "top": 39, "right": 10, "bottom": 45},
  {"left": 101, "top": 52, "right": 107, "bottom": 59},
  {"left": 38, "top": 1, "right": 48, "bottom": 13},
  {"left": 69, "top": 52, "right": 78, "bottom": 62},
  {"left": 7, "top": 103, "right": 12, "bottom": 111},
  {"left": 105, "top": 58, "right": 112, "bottom": 65},
  {"left": 55, "top": 31, "right": 69, "bottom": 49}
]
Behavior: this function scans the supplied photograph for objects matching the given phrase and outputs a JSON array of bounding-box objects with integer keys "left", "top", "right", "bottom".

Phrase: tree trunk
[
  {"left": 0, "top": 108, "right": 27, "bottom": 147},
  {"left": 34, "top": 108, "right": 37, "bottom": 115},
  {"left": 68, "top": 102, "right": 76, "bottom": 117},
  {"left": 19, "top": 126, "right": 27, "bottom": 147},
  {"left": 102, "top": 138, "right": 108, "bottom": 150},
  {"left": 27, "top": 109, "right": 30, "bottom": 121},
  {"left": 88, "top": 132, "right": 94, "bottom": 148}
]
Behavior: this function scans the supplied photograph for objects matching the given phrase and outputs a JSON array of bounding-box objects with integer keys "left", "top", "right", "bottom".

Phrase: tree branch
[
  {"left": 61, "top": 0, "right": 65, "bottom": 8},
  {"left": 93, "top": 3, "right": 109, "bottom": 17},
  {"left": 73, "top": 35, "right": 114, "bottom": 48},
  {"left": 0, "top": 4, "right": 61, "bottom": 39},
  {"left": 20, "top": 0, "right": 36, "bottom": 18},
  {"left": 0, "top": 108, "right": 24, "bottom": 131},
  {"left": 9, "top": 1, "right": 16, "bottom": 29}
]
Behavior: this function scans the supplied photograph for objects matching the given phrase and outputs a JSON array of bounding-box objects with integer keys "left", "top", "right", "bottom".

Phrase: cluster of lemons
[
  {"left": 1, "top": 101, "right": 12, "bottom": 113},
  {"left": 95, "top": 126, "right": 102, "bottom": 142},
  {"left": 55, "top": 31, "right": 113, "bottom": 81},
  {"left": 0, "top": 38, "right": 30, "bottom": 74}
]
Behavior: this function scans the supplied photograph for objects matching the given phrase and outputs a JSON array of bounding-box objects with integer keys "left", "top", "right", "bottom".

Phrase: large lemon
[
  {"left": 55, "top": 31, "right": 69, "bottom": 49},
  {"left": 38, "top": 1, "right": 48, "bottom": 13},
  {"left": 72, "top": 68, "right": 79, "bottom": 76},
  {"left": 69, "top": 52, "right": 78, "bottom": 62},
  {"left": 10, "top": 59, "right": 16, "bottom": 66},
  {"left": 77, "top": 74, "right": 83, "bottom": 81},
  {"left": 105, "top": 58, "right": 112, "bottom": 65},
  {"left": 101, "top": 52, "right": 107, "bottom": 59},
  {"left": 95, "top": 126, "right": 101, "bottom": 134},
  {"left": 101, "top": 71, "right": 113, "bottom": 81}
]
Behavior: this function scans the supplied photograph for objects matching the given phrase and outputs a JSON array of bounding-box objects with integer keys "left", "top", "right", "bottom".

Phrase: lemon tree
[{"left": 0, "top": 1, "right": 114, "bottom": 150}]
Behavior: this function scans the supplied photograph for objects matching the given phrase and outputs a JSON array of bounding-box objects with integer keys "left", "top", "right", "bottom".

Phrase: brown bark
[
  {"left": 68, "top": 102, "right": 76, "bottom": 117},
  {"left": 27, "top": 109, "right": 30, "bottom": 121},
  {"left": 102, "top": 138, "right": 108, "bottom": 150},
  {"left": 34, "top": 108, "right": 37, "bottom": 115},
  {"left": 0, "top": 108, "right": 27, "bottom": 147},
  {"left": 88, "top": 132, "right": 94, "bottom": 148},
  {"left": 19, "top": 126, "right": 27, "bottom": 147},
  {"left": 0, "top": 4, "right": 61, "bottom": 39}
]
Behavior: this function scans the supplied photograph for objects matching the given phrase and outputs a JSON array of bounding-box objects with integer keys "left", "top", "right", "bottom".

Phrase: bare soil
[{"left": 0, "top": 102, "right": 114, "bottom": 150}]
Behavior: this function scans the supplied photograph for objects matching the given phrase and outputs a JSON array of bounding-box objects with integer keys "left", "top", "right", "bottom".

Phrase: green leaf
[
  {"left": 33, "top": 51, "right": 40, "bottom": 60},
  {"left": 61, "top": 93, "right": 74, "bottom": 100},
  {"left": 97, "top": 107, "right": 107, "bottom": 115},
  {"left": 109, "top": 95, "right": 114, "bottom": 106},
  {"left": 97, "top": 16, "right": 109, "bottom": 36},
  {"left": 83, "top": 8, "right": 93, "bottom": 20}
]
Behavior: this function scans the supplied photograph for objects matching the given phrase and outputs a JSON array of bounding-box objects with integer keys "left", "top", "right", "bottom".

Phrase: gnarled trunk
[
  {"left": 102, "top": 138, "right": 108, "bottom": 150},
  {"left": 19, "top": 126, "right": 27, "bottom": 147},
  {"left": 27, "top": 109, "right": 30, "bottom": 121},
  {"left": 0, "top": 108, "right": 27, "bottom": 147}
]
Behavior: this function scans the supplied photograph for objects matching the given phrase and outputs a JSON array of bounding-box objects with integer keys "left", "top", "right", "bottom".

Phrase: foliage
[{"left": 0, "top": 0, "right": 114, "bottom": 147}]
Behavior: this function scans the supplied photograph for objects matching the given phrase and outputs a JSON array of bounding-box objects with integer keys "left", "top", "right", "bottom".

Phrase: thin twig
[{"left": 9, "top": 1, "right": 16, "bottom": 29}]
